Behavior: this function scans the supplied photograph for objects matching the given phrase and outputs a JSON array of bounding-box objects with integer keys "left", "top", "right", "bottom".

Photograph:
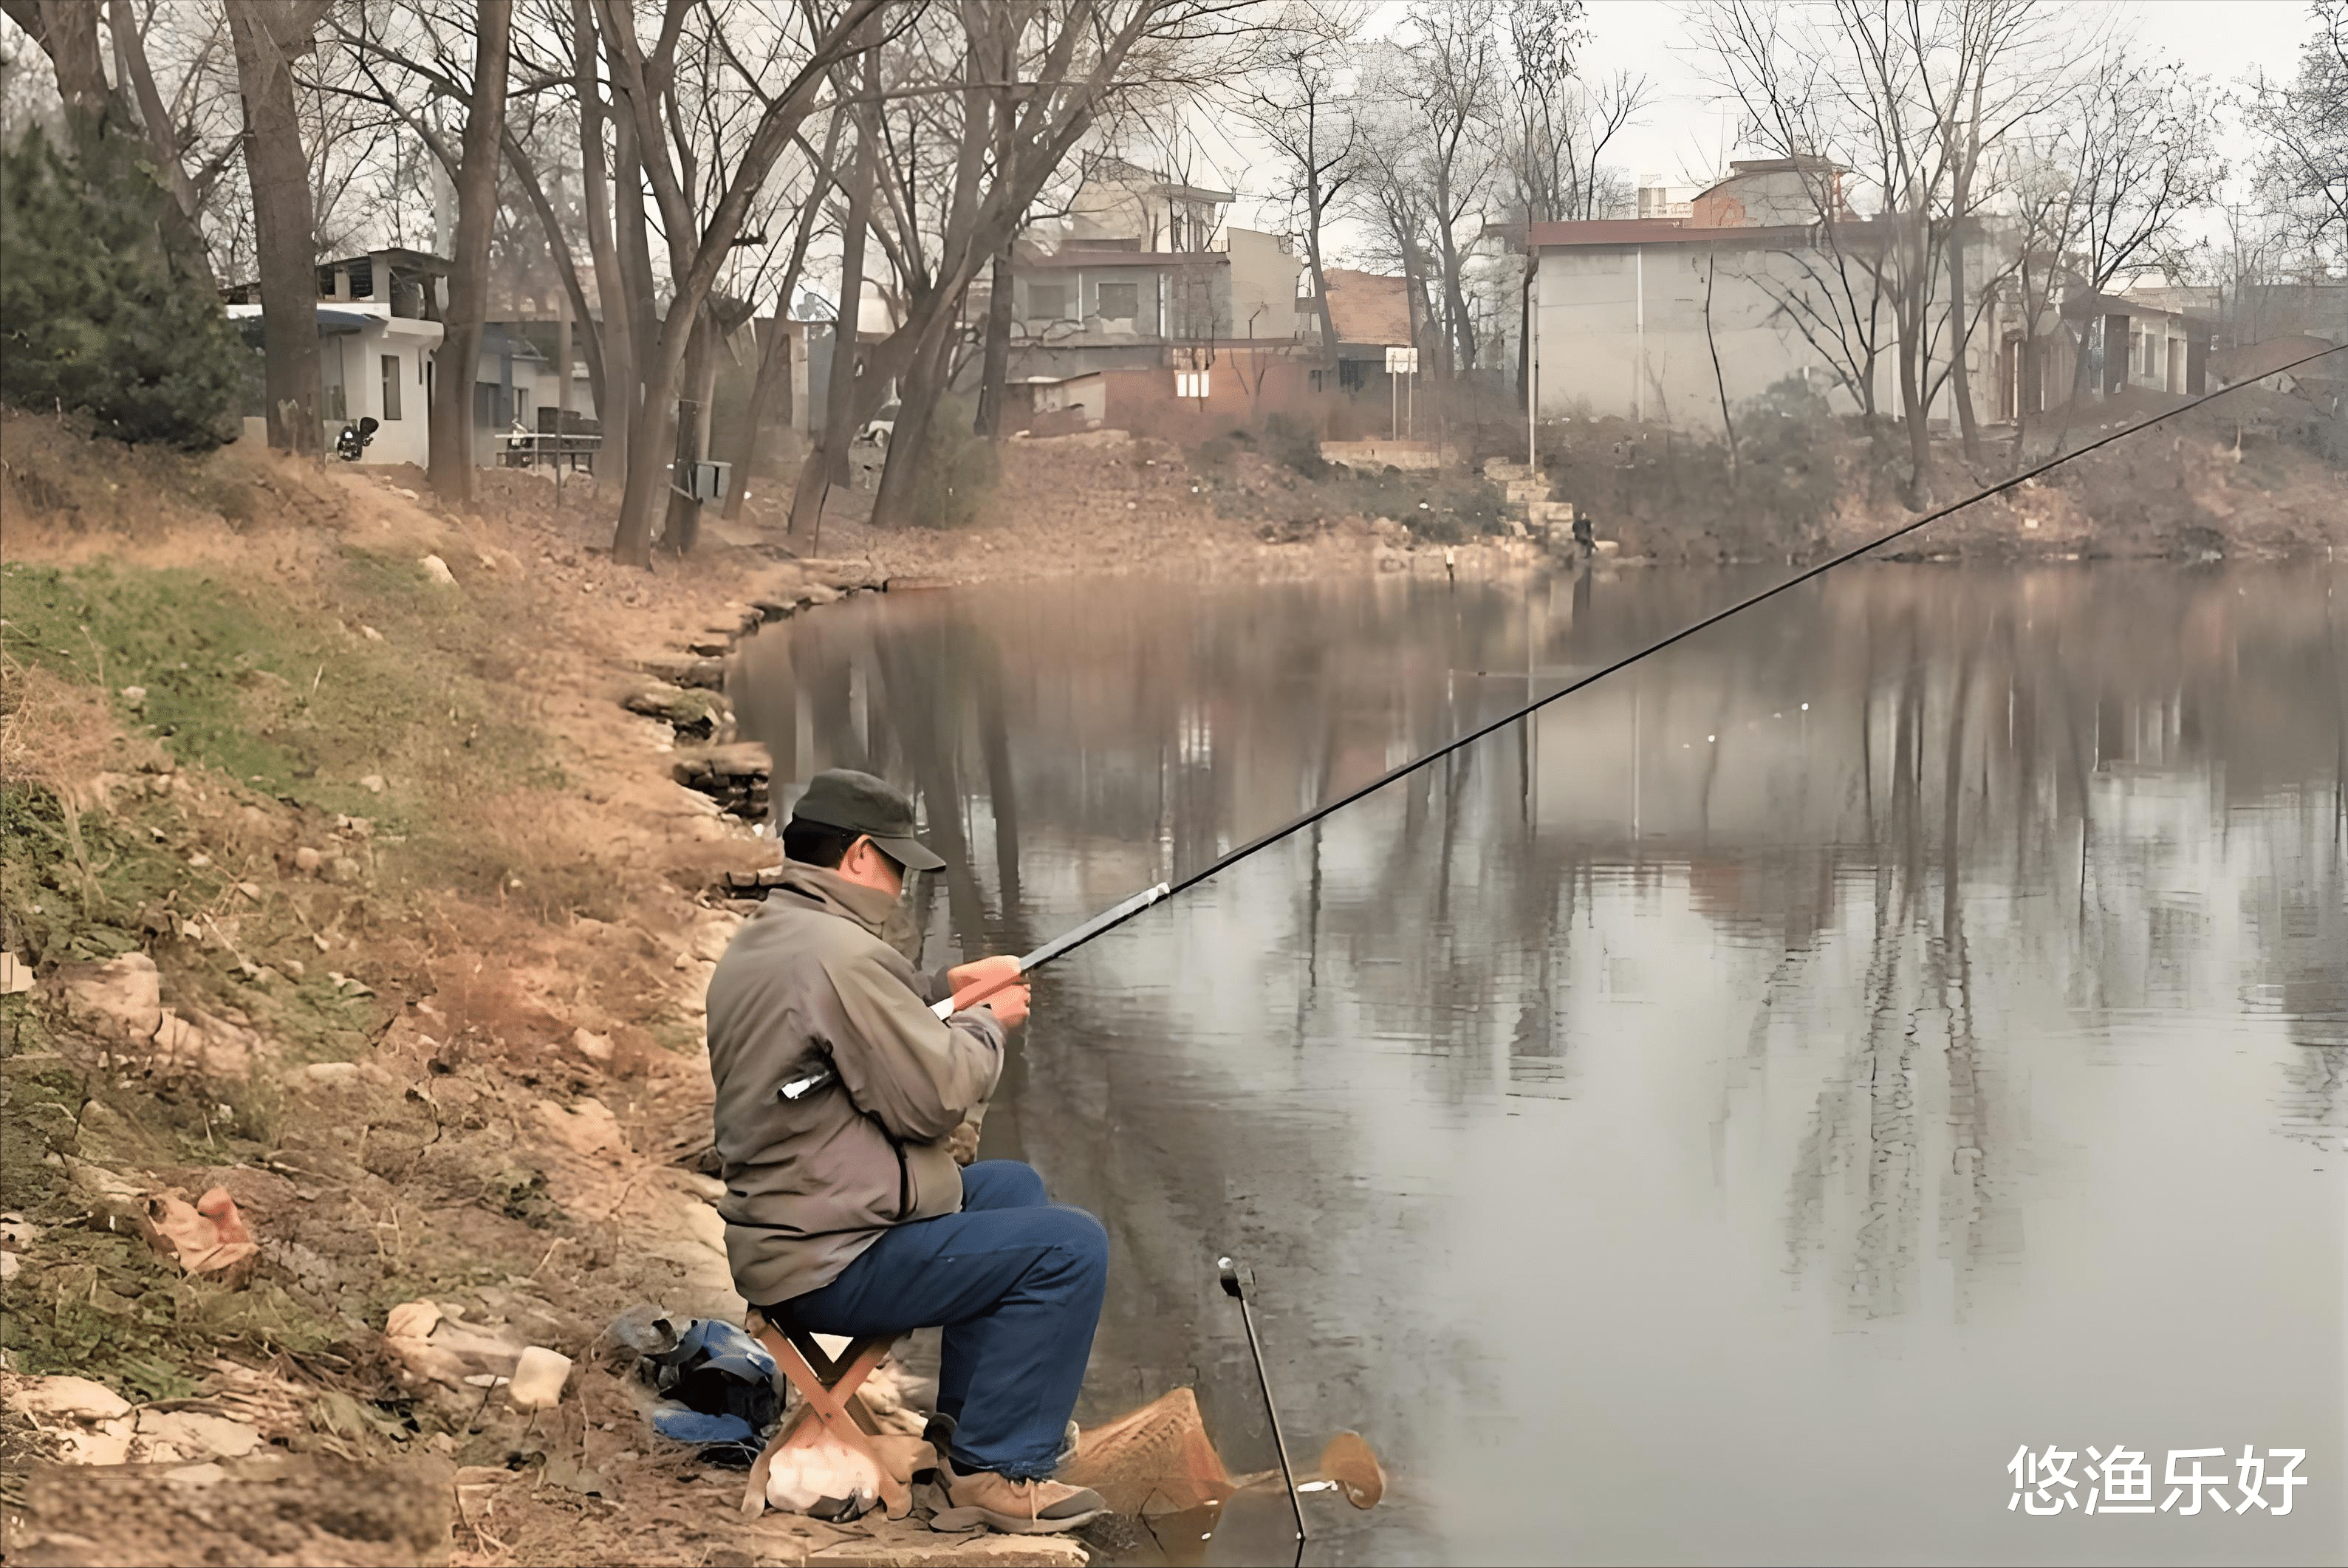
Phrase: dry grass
[{"left": 0, "top": 654, "right": 157, "bottom": 807}]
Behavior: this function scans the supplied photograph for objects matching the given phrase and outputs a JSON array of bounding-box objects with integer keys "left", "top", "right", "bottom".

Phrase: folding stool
[{"left": 739, "top": 1309, "right": 914, "bottom": 1520}]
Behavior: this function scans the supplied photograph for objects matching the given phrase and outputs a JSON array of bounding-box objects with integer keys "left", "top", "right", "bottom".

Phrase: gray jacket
[{"left": 705, "top": 864, "right": 1004, "bottom": 1307}]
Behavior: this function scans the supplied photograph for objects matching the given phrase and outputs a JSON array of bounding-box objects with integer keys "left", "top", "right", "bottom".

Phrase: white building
[
  {"left": 227, "top": 301, "right": 442, "bottom": 468},
  {"left": 228, "top": 249, "right": 601, "bottom": 469},
  {"left": 1527, "top": 159, "right": 2006, "bottom": 428}
]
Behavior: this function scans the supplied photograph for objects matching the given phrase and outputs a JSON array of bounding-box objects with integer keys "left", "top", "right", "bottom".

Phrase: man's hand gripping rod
[{"left": 778, "top": 882, "right": 1171, "bottom": 1101}]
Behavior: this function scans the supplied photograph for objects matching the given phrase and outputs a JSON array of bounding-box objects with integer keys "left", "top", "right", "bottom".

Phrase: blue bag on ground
[{"left": 609, "top": 1309, "right": 781, "bottom": 1462}]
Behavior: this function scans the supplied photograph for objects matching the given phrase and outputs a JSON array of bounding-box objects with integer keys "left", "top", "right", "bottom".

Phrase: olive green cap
[{"left": 788, "top": 767, "right": 946, "bottom": 872}]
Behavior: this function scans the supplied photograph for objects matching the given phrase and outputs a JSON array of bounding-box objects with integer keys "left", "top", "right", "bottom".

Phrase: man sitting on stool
[{"left": 705, "top": 767, "right": 1110, "bottom": 1534}]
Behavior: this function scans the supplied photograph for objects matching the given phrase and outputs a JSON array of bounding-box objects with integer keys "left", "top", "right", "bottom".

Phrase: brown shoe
[{"left": 930, "top": 1468, "right": 1109, "bottom": 1535}]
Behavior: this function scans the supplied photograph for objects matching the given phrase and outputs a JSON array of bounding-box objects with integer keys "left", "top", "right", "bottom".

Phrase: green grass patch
[
  {"left": 0, "top": 781, "right": 223, "bottom": 965},
  {"left": 0, "top": 1032, "right": 339, "bottom": 1400},
  {"left": 0, "top": 556, "right": 554, "bottom": 828},
  {"left": 0, "top": 1223, "right": 341, "bottom": 1401}
]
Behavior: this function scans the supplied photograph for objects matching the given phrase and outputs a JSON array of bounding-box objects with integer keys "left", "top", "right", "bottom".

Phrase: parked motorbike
[{"left": 335, "top": 416, "right": 380, "bottom": 462}]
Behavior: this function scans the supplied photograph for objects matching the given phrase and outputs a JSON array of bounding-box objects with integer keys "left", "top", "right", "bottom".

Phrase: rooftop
[
  {"left": 1312, "top": 268, "right": 1414, "bottom": 348},
  {"left": 1024, "top": 247, "right": 1232, "bottom": 270},
  {"left": 1528, "top": 217, "right": 1830, "bottom": 249}
]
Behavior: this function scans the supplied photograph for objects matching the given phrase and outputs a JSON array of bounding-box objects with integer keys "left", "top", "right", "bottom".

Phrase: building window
[
  {"left": 474, "top": 380, "right": 504, "bottom": 427},
  {"left": 1338, "top": 358, "right": 1365, "bottom": 391},
  {"left": 1027, "top": 283, "right": 1067, "bottom": 321},
  {"left": 1175, "top": 369, "right": 1209, "bottom": 399},
  {"left": 1097, "top": 281, "right": 1139, "bottom": 320},
  {"left": 380, "top": 355, "right": 402, "bottom": 420}
]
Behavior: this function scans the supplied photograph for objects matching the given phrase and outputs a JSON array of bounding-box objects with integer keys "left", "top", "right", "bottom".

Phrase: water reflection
[{"left": 734, "top": 566, "right": 2346, "bottom": 1565}]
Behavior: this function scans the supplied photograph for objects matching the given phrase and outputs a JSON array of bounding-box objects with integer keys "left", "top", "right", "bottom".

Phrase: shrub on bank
[{"left": 0, "top": 127, "right": 244, "bottom": 451}]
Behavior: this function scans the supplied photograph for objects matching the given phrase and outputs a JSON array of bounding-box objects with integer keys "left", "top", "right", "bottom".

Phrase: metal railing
[{"left": 499, "top": 431, "right": 603, "bottom": 472}]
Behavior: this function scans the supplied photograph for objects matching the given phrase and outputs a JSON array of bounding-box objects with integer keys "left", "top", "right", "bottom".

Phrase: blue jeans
[{"left": 771, "top": 1160, "right": 1108, "bottom": 1481}]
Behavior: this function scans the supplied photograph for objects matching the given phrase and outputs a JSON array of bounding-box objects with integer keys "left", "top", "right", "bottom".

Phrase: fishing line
[{"left": 910, "top": 339, "right": 2347, "bottom": 1022}]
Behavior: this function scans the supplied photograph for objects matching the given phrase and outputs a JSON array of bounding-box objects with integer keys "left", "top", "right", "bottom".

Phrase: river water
[{"left": 732, "top": 564, "right": 2345, "bottom": 1566}]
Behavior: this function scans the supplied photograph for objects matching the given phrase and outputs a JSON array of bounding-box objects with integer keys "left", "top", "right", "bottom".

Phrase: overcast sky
[{"left": 1201, "top": 0, "right": 2321, "bottom": 260}]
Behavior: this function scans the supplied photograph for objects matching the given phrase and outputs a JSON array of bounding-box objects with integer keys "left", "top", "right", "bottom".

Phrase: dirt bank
[
  {"left": 753, "top": 427, "right": 1552, "bottom": 585},
  {"left": 0, "top": 411, "right": 1084, "bottom": 1566},
  {"left": 1535, "top": 391, "right": 2347, "bottom": 565},
  {"left": 739, "top": 398, "right": 2344, "bottom": 587}
]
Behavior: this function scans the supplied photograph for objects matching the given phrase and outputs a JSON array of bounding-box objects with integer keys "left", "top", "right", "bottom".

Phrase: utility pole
[
  {"left": 555, "top": 164, "right": 571, "bottom": 498},
  {"left": 1527, "top": 250, "right": 1538, "bottom": 470}
]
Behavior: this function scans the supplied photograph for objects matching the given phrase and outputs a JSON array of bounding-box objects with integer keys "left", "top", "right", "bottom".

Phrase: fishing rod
[
  {"left": 782, "top": 886, "right": 1170, "bottom": 1096},
  {"left": 770, "top": 340, "right": 2347, "bottom": 1086},
  {"left": 1220, "top": 1255, "right": 1309, "bottom": 1568}
]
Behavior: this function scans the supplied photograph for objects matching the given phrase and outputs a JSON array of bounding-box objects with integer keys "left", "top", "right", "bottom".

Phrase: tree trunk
[
  {"left": 425, "top": 0, "right": 511, "bottom": 503},
  {"left": 223, "top": 1, "right": 329, "bottom": 457},
  {"left": 610, "top": 301, "right": 695, "bottom": 566},
  {"left": 722, "top": 316, "right": 792, "bottom": 523},
  {"left": 719, "top": 109, "right": 841, "bottom": 521},
  {"left": 659, "top": 306, "right": 717, "bottom": 554},
  {"left": 870, "top": 299, "right": 959, "bottom": 529},
  {"left": 972, "top": 239, "right": 1016, "bottom": 436},
  {"left": 1305, "top": 225, "right": 1339, "bottom": 368},
  {"left": 1945, "top": 198, "right": 1982, "bottom": 465},
  {"left": 0, "top": 0, "right": 114, "bottom": 156},
  {"left": 576, "top": 0, "right": 631, "bottom": 487},
  {"left": 103, "top": 1, "right": 217, "bottom": 290},
  {"left": 1444, "top": 267, "right": 1475, "bottom": 379},
  {"left": 1702, "top": 252, "right": 1738, "bottom": 487},
  {"left": 973, "top": 35, "right": 1019, "bottom": 442},
  {"left": 613, "top": 105, "right": 660, "bottom": 452},
  {"left": 1897, "top": 325, "right": 1933, "bottom": 505},
  {"left": 818, "top": 106, "right": 877, "bottom": 493}
]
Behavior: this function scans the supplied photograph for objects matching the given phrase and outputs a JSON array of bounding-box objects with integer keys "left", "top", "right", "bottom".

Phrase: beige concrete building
[
  {"left": 1528, "top": 160, "right": 2007, "bottom": 430},
  {"left": 958, "top": 157, "right": 1304, "bottom": 395}
]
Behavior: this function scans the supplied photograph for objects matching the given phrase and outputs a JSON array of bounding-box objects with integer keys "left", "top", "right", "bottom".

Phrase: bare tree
[
  {"left": 1344, "top": 81, "right": 1437, "bottom": 367},
  {"left": 1920, "top": 0, "right": 2077, "bottom": 464},
  {"left": 0, "top": 0, "right": 109, "bottom": 154},
  {"left": 818, "top": 0, "right": 1292, "bottom": 534},
  {"left": 1701, "top": 247, "right": 1737, "bottom": 483},
  {"left": 804, "top": 27, "right": 880, "bottom": 530},
  {"left": 569, "top": 0, "right": 632, "bottom": 487},
  {"left": 105, "top": 3, "right": 221, "bottom": 287},
  {"left": 1694, "top": 0, "right": 2063, "bottom": 501},
  {"left": 2041, "top": 55, "right": 2220, "bottom": 420},
  {"left": 1690, "top": 0, "right": 1892, "bottom": 425},
  {"left": 1501, "top": 1, "right": 1651, "bottom": 391},
  {"left": 971, "top": 0, "right": 1044, "bottom": 439},
  {"left": 596, "top": 0, "right": 885, "bottom": 566},
  {"left": 5, "top": 0, "right": 228, "bottom": 287},
  {"left": 224, "top": 1, "right": 332, "bottom": 456},
  {"left": 433, "top": 1, "right": 510, "bottom": 501},
  {"left": 721, "top": 108, "right": 845, "bottom": 521},
  {"left": 1363, "top": 1, "right": 1505, "bottom": 380},
  {"left": 1233, "top": 4, "right": 1361, "bottom": 369},
  {"left": 2243, "top": 0, "right": 2348, "bottom": 273}
]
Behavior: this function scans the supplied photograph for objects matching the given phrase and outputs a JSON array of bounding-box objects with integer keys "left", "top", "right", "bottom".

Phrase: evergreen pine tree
[{"left": 0, "top": 126, "right": 245, "bottom": 449}]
